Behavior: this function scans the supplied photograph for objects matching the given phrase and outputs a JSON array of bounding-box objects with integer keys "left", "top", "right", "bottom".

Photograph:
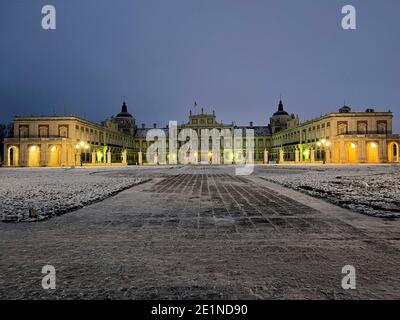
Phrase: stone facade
[
  {"left": 3, "top": 100, "right": 400, "bottom": 167},
  {"left": 3, "top": 114, "right": 136, "bottom": 167}
]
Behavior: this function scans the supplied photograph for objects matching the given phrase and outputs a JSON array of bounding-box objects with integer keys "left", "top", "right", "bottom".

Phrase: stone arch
[
  {"left": 48, "top": 145, "right": 61, "bottom": 167},
  {"left": 28, "top": 145, "right": 40, "bottom": 167},
  {"left": 334, "top": 143, "right": 340, "bottom": 163},
  {"left": 366, "top": 142, "right": 379, "bottom": 163},
  {"left": 345, "top": 142, "right": 358, "bottom": 163},
  {"left": 388, "top": 142, "right": 399, "bottom": 163},
  {"left": 7, "top": 146, "right": 19, "bottom": 166}
]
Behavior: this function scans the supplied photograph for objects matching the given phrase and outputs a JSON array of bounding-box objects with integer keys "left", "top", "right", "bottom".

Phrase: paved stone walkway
[{"left": 1, "top": 166, "right": 400, "bottom": 299}]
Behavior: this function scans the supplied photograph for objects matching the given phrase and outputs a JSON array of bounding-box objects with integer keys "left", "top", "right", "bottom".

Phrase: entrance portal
[
  {"left": 388, "top": 142, "right": 399, "bottom": 163},
  {"left": 366, "top": 142, "right": 379, "bottom": 163},
  {"left": 345, "top": 143, "right": 358, "bottom": 163},
  {"left": 48, "top": 145, "right": 61, "bottom": 166},
  {"left": 7, "top": 146, "right": 19, "bottom": 166},
  {"left": 28, "top": 145, "right": 40, "bottom": 167}
]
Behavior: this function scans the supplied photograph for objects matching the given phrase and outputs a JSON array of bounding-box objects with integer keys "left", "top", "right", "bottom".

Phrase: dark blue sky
[{"left": 1, "top": 0, "right": 399, "bottom": 131}]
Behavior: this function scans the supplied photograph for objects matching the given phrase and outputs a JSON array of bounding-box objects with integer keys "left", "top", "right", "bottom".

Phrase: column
[
  {"left": 380, "top": 140, "right": 388, "bottom": 162},
  {"left": 14, "top": 146, "right": 20, "bottom": 166},
  {"left": 358, "top": 140, "right": 366, "bottom": 163},
  {"left": 22, "top": 144, "right": 28, "bottom": 166},
  {"left": 121, "top": 150, "right": 127, "bottom": 165},
  {"left": 310, "top": 149, "right": 315, "bottom": 163},
  {"left": 295, "top": 149, "right": 300, "bottom": 163},
  {"left": 3, "top": 144, "right": 8, "bottom": 166},
  {"left": 339, "top": 141, "right": 346, "bottom": 163},
  {"left": 138, "top": 151, "right": 143, "bottom": 165},
  {"left": 107, "top": 151, "right": 112, "bottom": 165},
  {"left": 92, "top": 151, "right": 96, "bottom": 164},
  {"left": 40, "top": 144, "right": 47, "bottom": 167},
  {"left": 61, "top": 142, "right": 67, "bottom": 166},
  {"left": 279, "top": 149, "right": 284, "bottom": 164},
  {"left": 75, "top": 150, "right": 81, "bottom": 166},
  {"left": 264, "top": 149, "right": 269, "bottom": 164},
  {"left": 325, "top": 149, "right": 331, "bottom": 163}
]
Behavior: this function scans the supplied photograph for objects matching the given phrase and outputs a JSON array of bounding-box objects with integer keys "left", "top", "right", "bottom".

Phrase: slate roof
[
  {"left": 134, "top": 126, "right": 271, "bottom": 138},
  {"left": 135, "top": 128, "right": 169, "bottom": 138},
  {"left": 235, "top": 126, "right": 271, "bottom": 137}
]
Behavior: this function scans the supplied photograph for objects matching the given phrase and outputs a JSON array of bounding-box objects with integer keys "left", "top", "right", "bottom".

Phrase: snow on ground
[
  {"left": 0, "top": 167, "right": 146, "bottom": 222},
  {"left": 258, "top": 165, "right": 400, "bottom": 219}
]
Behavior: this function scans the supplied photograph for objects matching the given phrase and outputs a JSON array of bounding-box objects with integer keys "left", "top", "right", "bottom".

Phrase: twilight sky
[{"left": 0, "top": 0, "right": 399, "bottom": 131}]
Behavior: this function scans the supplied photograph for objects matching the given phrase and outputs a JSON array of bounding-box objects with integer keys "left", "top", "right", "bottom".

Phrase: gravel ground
[{"left": 255, "top": 165, "right": 400, "bottom": 218}]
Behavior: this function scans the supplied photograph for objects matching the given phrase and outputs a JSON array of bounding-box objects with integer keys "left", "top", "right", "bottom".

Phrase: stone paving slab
[{"left": 0, "top": 166, "right": 400, "bottom": 299}]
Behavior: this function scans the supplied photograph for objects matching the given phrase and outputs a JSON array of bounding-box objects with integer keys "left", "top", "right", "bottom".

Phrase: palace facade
[{"left": 3, "top": 100, "right": 400, "bottom": 167}]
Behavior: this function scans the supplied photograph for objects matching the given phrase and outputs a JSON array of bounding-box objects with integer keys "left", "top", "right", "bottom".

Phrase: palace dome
[
  {"left": 116, "top": 101, "right": 133, "bottom": 118},
  {"left": 272, "top": 100, "right": 289, "bottom": 116}
]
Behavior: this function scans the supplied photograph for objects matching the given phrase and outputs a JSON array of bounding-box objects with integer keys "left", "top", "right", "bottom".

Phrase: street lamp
[{"left": 317, "top": 139, "right": 330, "bottom": 164}]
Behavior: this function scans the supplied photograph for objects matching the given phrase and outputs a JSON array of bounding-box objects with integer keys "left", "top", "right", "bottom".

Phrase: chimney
[
  {"left": 141, "top": 123, "right": 145, "bottom": 129},
  {"left": 153, "top": 123, "right": 157, "bottom": 128}
]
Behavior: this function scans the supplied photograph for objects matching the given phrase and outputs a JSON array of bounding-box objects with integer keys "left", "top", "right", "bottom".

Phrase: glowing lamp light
[
  {"left": 85, "top": 144, "right": 90, "bottom": 150},
  {"left": 303, "top": 150, "right": 310, "bottom": 156},
  {"left": 79, "top": 141, "right": 85, "bottom": 147},
  {"left": 351, "top": 143, "right": 357, "bottom": 149},
  {"left": 30, "top": 146, "right": 37, "bottom": 152},
  {"left": 50, "top": 146, "right": 56, "bottom": 152},
  {"left": 321, "top": 139, "right": 327, "bottom": 144},
  {"left": 370, "top": 142, "right": 377, "bottom": 149},
  {"left": 76, "top": 144, "right": 80, "bottom": 149},
  {"left": 326, "top": 142, "right": 331, "bottom": 147},
  {"left": 317, "top": 142, "right": 322, "bottom": 147}
]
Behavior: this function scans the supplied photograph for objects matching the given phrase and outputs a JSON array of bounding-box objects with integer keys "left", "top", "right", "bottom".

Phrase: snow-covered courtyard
[
  {"left": 0, "top": 167, "right": 145, "bottom": 222},
  {"left": 256, "top": 164, "right": 400, "bottom": 218},
  {"left": 1, "top": 165, "right": 400, "bottom": 299},
  {"left": 1, "top": 165, "right": 399, "bottom": 223}
]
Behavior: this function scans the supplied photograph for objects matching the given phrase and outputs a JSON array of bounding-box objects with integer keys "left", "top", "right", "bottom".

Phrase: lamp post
[{"left": 316, "top": 139, "right": 331, "bottom": 164}]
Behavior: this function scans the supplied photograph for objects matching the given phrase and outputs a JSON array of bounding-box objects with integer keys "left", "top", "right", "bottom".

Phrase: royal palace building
[{"left": 2, "top": 100, "right": 400, "bottom": 167}]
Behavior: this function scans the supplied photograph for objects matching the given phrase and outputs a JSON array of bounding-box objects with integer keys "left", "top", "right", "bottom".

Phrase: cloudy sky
[{"left": 0, "top": 0, "right": 399, "bottom": 131}]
